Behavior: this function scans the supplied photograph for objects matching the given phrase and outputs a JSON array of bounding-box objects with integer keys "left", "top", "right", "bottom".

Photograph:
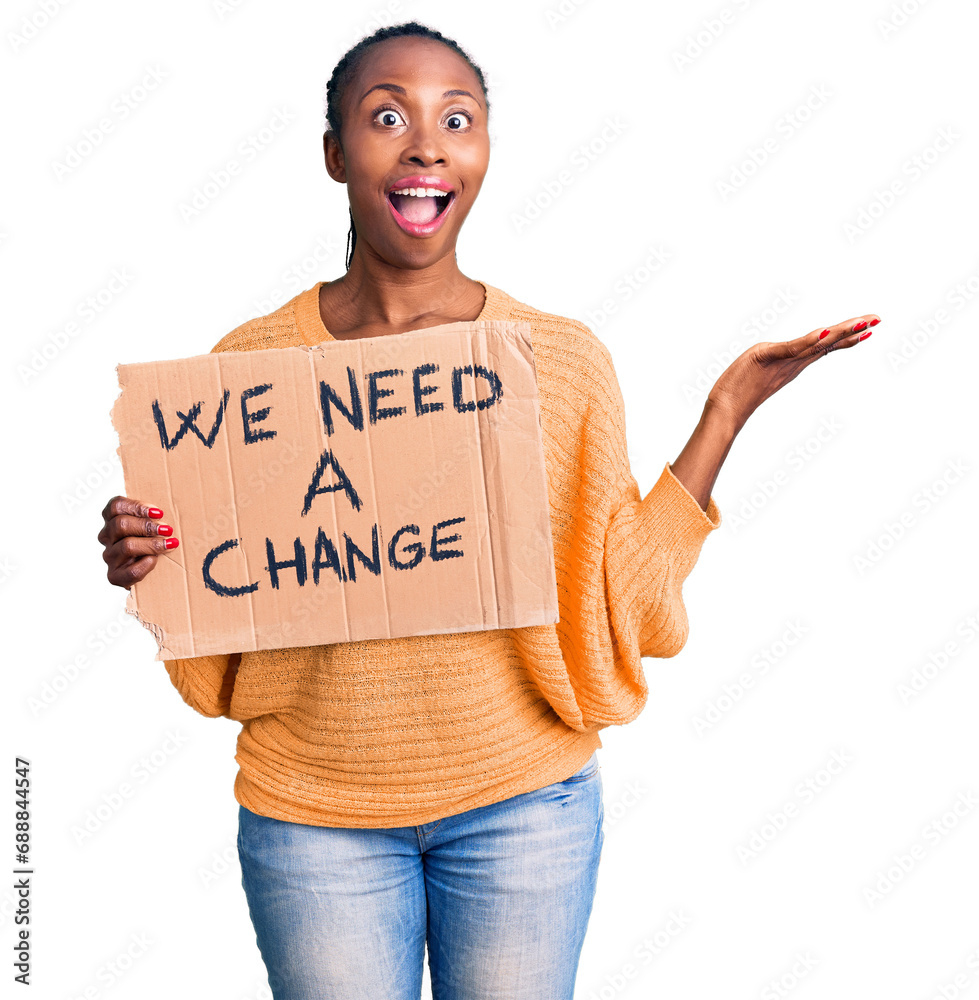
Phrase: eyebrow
[{"left": 358, "top": 83, "right": 483, "bottom": 108}]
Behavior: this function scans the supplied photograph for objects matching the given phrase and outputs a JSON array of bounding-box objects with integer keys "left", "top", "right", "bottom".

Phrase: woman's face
[{"left": 325, "top": 36, "right": 490, "bottom": 270}]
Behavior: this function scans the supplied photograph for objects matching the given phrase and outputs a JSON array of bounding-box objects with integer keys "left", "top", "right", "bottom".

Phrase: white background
[{"left": 4, "top": 0, "right": 978, "bottom": 997}]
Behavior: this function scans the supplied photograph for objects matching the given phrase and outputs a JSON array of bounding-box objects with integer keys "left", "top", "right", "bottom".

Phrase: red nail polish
[
  {"left": 148, "top": 508, "right": 164, "bottom": 519},
  {"left": 868, "top": 317, "right": 881, "bottom": 327},
  {"left": 852, "top": 321, "right": 868, "bottom": 333},
  {"left": 165, "top": 538, "right": 179, "bottom": 550},
  {"left": 818, "top": 329, "right": 831, "bottom": 339},
  {"left": 858, "top": 331, "right": 873, "bottom": 341},
  {"left": 157, "top": 524, "right": 173, "bottom": 536}
]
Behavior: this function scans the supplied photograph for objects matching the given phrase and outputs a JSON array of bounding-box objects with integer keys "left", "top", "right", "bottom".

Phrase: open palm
[{"left": 707, "top": 315, "right": 881, "bottom": 428}]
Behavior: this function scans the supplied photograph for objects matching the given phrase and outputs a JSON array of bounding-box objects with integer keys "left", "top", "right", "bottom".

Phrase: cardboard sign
[{"left": 111, "top": 320, "right": 559, "bottom": 660}]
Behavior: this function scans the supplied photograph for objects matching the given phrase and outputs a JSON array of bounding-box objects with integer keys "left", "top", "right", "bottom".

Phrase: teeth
[{"left": 390, "top": 186, "right": 449, "bottom": 197}]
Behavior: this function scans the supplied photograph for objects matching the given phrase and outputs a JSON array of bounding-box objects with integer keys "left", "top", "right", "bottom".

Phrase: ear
[{"left": 323, "top": 131, "right": 346, "bottom": 183}]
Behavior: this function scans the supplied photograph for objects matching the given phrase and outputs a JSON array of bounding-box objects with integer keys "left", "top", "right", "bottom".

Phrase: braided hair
[{"left": 324, "top": 21, "right": 491, "bottom": 269}]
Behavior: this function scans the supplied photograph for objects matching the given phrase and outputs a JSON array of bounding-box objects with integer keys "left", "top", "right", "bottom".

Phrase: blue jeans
[{"left": 237, "top": 751, "right": 604, "bottom": 999}]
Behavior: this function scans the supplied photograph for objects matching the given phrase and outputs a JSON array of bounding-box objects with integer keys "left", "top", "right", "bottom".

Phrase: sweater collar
[{"left": 295, "top": 280, "right": 510, "bottom": 346}]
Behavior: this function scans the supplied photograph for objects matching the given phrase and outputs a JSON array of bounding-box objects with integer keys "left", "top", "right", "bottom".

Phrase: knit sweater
[{"left": 162, "top": 280, "right": 722, "bottom": 828}]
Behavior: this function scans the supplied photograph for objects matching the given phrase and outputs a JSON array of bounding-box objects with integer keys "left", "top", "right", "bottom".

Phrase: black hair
[{"left": 324, "top": 21, "right": 491, "bottom": 269}]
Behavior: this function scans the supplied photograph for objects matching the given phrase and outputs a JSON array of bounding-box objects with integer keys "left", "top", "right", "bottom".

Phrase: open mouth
[{"left": 387, "top": 187, "right": 454, "bottom": 227}]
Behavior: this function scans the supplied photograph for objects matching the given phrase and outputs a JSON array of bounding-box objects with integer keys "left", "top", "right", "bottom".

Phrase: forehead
[{"left": 348, "top": 35, "right": 482, "bottom": 99}]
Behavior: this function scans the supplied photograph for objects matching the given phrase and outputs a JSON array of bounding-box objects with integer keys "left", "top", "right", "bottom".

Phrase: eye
[
  {"left": 374, "top": 107, "right": 406, "bottom": 127},
  {"left": 445, "top": 112, "right": 472, "bottom": 131}
]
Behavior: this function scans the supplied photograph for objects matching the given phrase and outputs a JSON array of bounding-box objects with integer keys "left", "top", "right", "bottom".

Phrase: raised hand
[{"left": 706, "top": 315, "right": 881, "bottom": 430}]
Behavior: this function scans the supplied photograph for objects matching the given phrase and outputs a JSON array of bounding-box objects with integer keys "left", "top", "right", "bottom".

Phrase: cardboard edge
[
  {"left": 125, "top": 586, "right": 176, "bottom": 662},
  {"left": 109, "top": 362, "right": 128, "bottom": 473},
  {"left": 112, "top": 363, "right": 181, "bottom": 663}
]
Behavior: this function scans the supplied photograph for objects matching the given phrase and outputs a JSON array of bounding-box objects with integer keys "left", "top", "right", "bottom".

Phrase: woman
[{"left": 98, "top": 21, "right": 879, "bottom": 1000}]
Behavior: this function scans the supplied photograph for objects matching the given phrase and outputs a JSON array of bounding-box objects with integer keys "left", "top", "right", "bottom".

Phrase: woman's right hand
[{"left": 98, "top": 497, "right": 178, "bottom": 590}]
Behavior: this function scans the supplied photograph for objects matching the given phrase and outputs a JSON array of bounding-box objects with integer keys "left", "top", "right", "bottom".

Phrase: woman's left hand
[{"left": 706, "top": 314, "right": 881, "bottom": 429}]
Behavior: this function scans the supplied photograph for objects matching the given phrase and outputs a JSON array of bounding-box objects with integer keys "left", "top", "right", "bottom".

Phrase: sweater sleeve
[
  {"left": 163, "top": 653, "right": 240, "bottom": 719},
  {"left": 605, "top": 463, "right": 721, "bottom": 659},
  {"left": 589, "top": 338, "right": 721, "bottom": 678}
]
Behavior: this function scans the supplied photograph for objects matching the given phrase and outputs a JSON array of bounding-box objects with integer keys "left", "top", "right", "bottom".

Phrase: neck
[{"left": 324, "top": 242, "right": 479, "bottom": 329}]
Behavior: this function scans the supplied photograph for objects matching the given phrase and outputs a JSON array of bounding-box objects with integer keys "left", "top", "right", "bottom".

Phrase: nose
[{"left": 401, "top": 118, "right": 447, "bottom": 168}]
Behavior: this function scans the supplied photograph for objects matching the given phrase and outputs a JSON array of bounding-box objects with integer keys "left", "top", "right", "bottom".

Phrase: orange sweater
[{"left": 162, "top": 281, "right": 722, "bottom": 828}]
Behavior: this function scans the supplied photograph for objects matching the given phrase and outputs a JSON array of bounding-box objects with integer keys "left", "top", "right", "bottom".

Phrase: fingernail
[
  {"left": 157, "top": 524, "right": 173, "bottom": 537},
  {"left": 818, "top": 329, "right": 831, "bottom": 340},
  {"left": 852, "top": 321, "right": 868, "bottom": 333},
  {"left": 868, "top": 317, "right": 881, "bottom": 327},
  {"left": 858, "top": 331, "right": 873, "bottom": 342},
  {"left": 165, "top": 538, "right": 180, "bottom": 550},
  {"left": 148, "top": 508, "right": 164, "bottom": 519}
]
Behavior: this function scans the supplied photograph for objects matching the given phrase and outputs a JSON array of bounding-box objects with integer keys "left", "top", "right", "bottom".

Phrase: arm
[
  {"left": 669, "top": 399, "right": 742, "bottom": 513},
  {"left": 163, "top": 652, "right": 241, "bottom": 719},
  {"left": 585, "top": 338, "right": 722, "bottom": 675},
  {"left": 102, "top": 333, "right": 248, "bottom": 718}
]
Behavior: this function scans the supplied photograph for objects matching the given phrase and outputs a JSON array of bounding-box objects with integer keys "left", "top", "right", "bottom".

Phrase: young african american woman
[{"left": 98, "top": 21, "right": 879, "bottom": 1000}]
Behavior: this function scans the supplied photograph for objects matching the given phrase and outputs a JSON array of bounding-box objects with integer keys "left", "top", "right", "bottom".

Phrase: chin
[{"left": 378, "top": 237, "right": 460, "bottom": 270}]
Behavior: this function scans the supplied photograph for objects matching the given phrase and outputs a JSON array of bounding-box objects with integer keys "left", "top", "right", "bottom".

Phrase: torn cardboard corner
[{"left": 110, "top": 320, "right": 559, "bottom": 661}]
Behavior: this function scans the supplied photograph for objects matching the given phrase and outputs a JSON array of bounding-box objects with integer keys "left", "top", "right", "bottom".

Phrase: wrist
[{"left": 703, "top": 395, "right": 748, "bottom": 438}]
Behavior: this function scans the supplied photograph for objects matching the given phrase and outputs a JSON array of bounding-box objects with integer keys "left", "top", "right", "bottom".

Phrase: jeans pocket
[{"left": 559, "top": 751, "right": 600, "bottom": 784}]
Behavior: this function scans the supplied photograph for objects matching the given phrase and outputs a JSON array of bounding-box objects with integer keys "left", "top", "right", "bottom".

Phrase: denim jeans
[{"left": 237, "top": 750, "right": 604, "bottom": 999}]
